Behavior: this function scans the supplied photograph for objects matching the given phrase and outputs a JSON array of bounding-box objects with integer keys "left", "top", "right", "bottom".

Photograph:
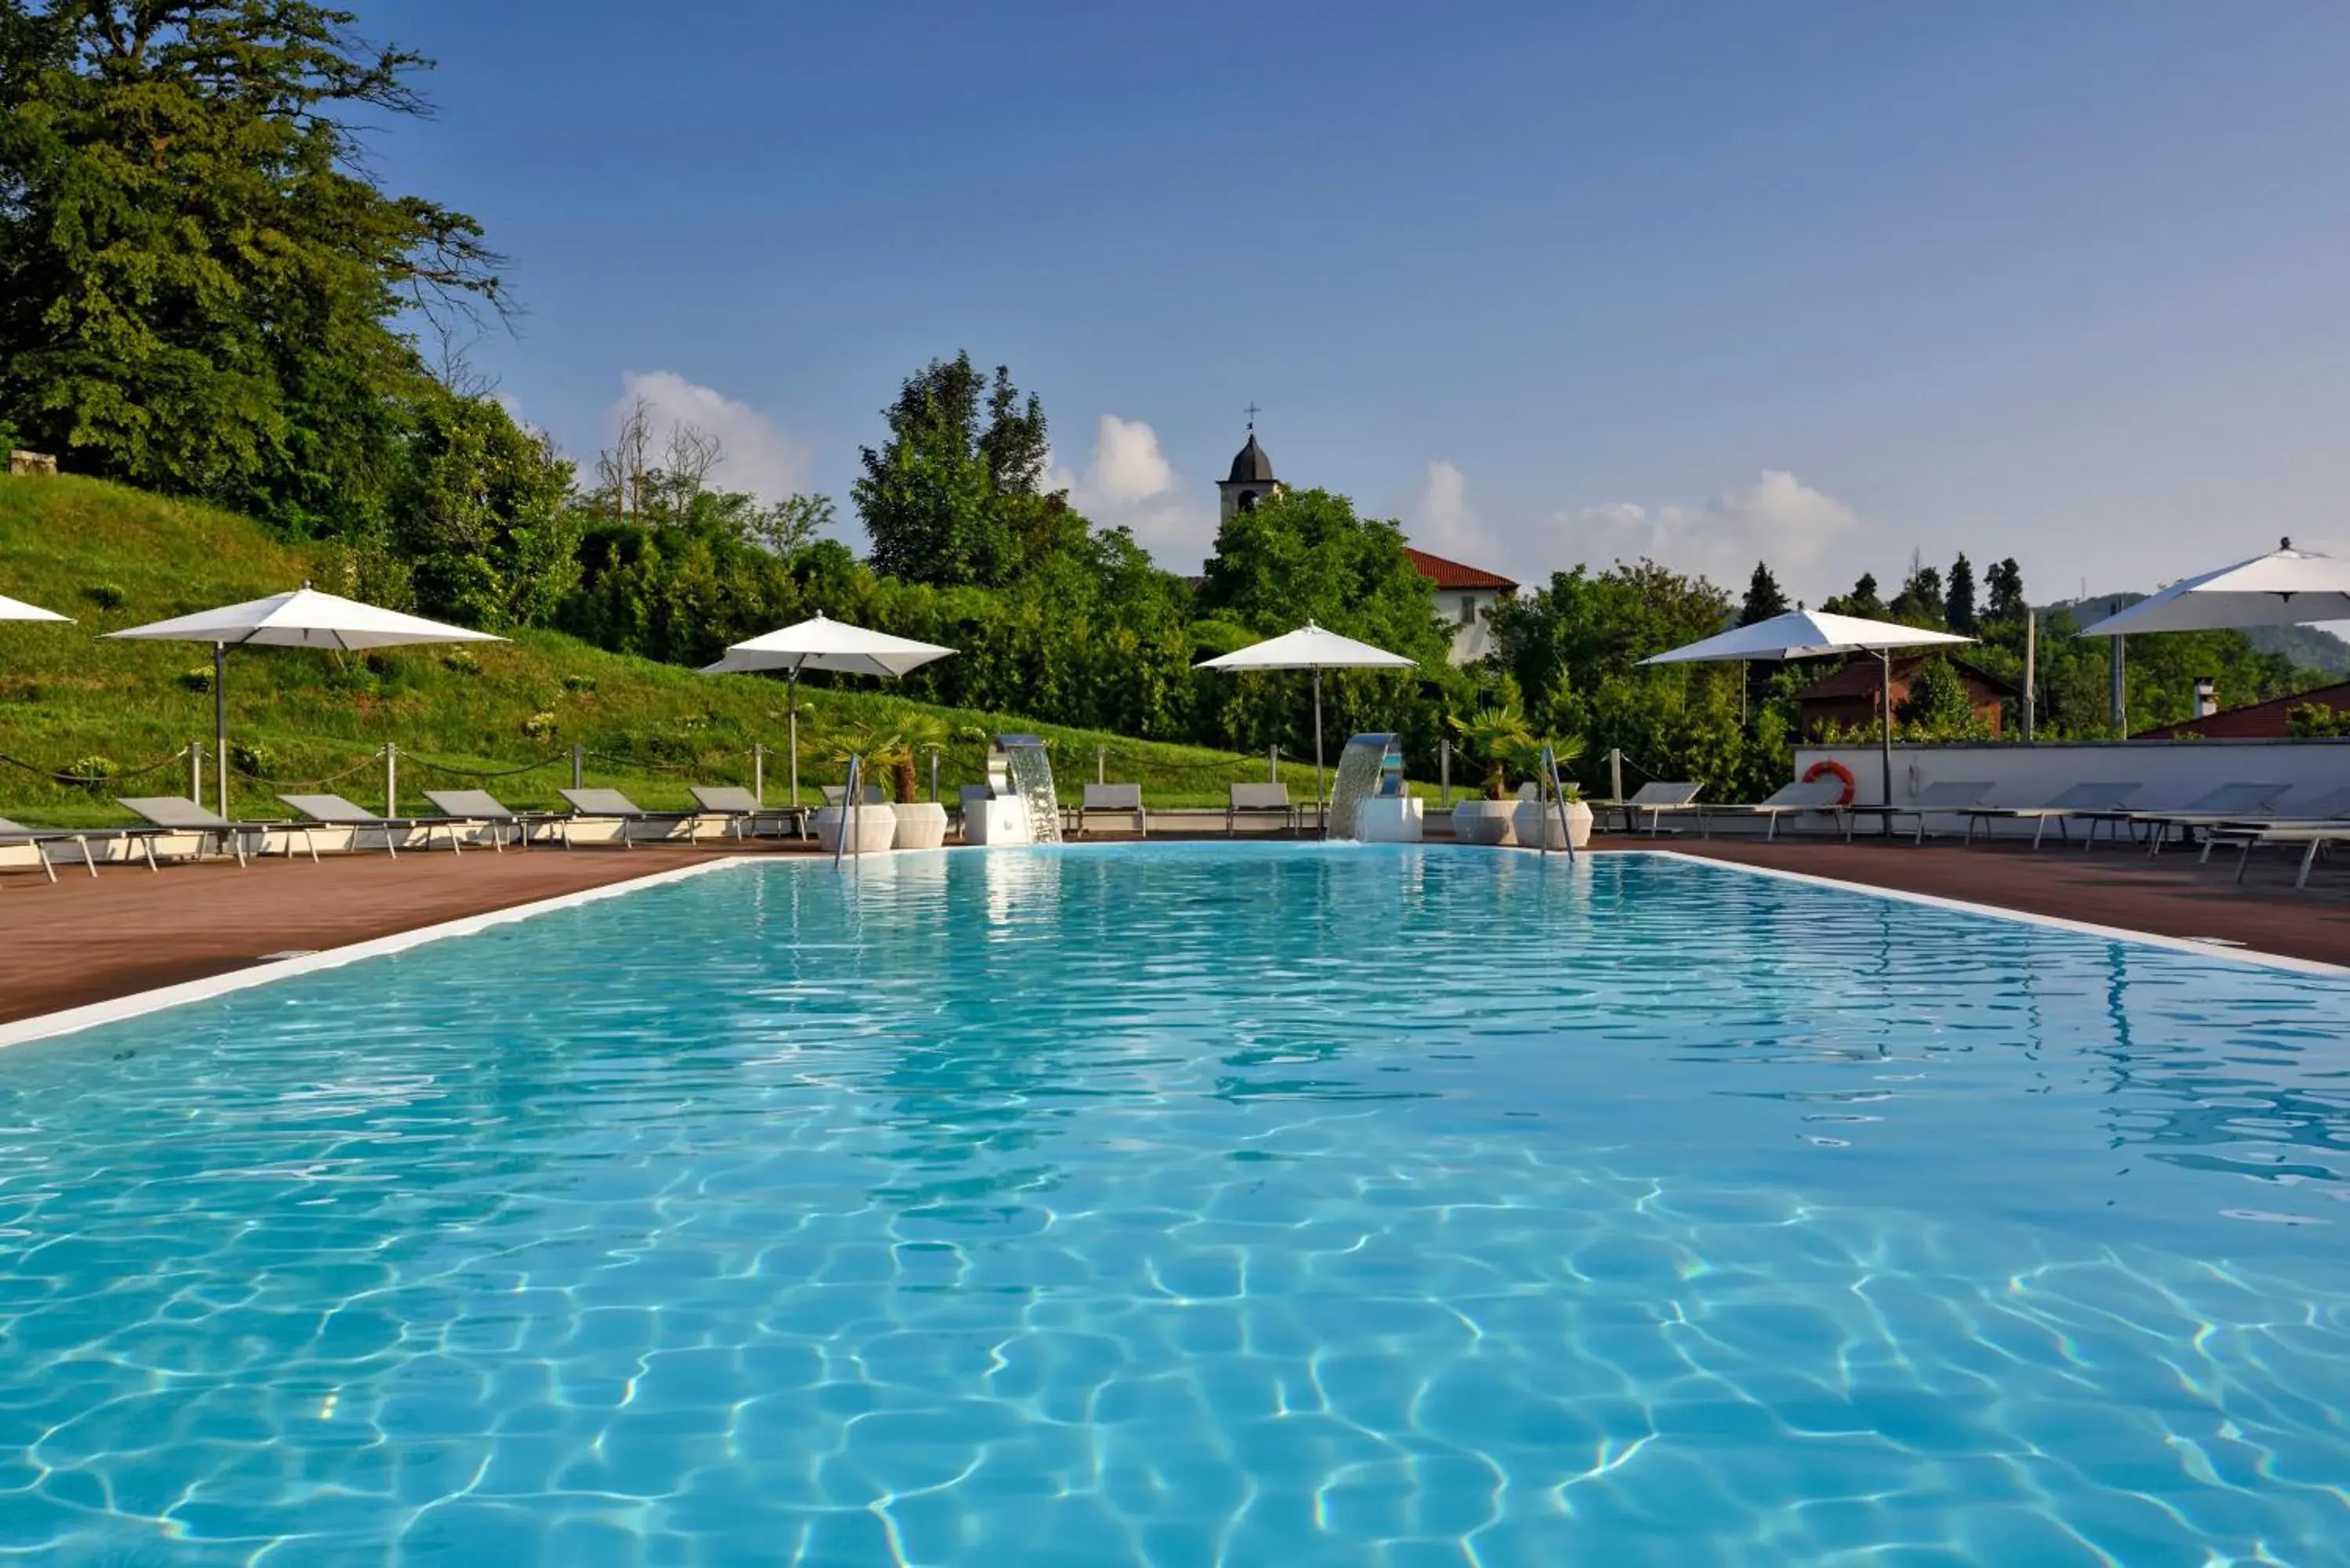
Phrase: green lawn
[{"left": 0, "top": 475, "right": 1419, "bottom": 826}]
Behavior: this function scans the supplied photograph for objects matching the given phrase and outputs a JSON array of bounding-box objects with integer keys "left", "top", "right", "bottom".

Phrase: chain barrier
[
  {"left": 228, "top": 746, "right": 386, "bottom": 789},
  {"left": 0, "top": 747, "right": 192, "bottom": 786},
  {"left": 402, "top": 751, "right": 568, "bottom": 781}
]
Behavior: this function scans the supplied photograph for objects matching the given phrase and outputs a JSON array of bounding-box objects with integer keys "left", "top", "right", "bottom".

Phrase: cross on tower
[{"left": 1242, "top": 401, "right": 1261, "bottom": 431}]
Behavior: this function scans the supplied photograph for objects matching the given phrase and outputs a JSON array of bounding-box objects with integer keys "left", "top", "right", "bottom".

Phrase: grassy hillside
[{"left": 0, "top": 475, "right": 1350, "bottom": 826}]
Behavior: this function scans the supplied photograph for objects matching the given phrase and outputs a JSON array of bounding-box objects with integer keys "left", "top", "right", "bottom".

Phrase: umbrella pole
[
  {"left": 213, "top": 642, "right": 228, "bottom": 818},
  {"left": 787, "top": 668, "right": 800, "bottom": 808},
  {"left": 1878, "top": 649, "right": 1895, "bottom": 836},
  {"left": 1313, "top": 666, "right": 1325, "bottom": 839}
]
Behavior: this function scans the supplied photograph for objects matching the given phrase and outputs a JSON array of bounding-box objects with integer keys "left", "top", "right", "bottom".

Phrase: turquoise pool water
[{"left": 2, "top": 845, "right": 2348, "bottom": 1565}]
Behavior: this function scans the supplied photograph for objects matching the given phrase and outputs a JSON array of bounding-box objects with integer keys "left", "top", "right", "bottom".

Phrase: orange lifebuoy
[{"left": 1802, "top": 759, "right": 1856, "bottom": 806}]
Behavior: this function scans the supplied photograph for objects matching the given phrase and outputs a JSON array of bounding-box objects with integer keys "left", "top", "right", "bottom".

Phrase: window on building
[{"left": 1458, "top": 594, "right": 1477, "bottom": 626}]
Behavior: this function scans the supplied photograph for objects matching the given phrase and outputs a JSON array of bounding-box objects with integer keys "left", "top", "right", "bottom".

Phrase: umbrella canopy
[
  {"left": 104, "top": 585, "right": 504, "bottom": 815},
  {"left": 1640, "top": 609, "right": 1974, "bottom": 814},
  {"left": 105, "top": 585, "right": 505, "bottom": 651},
  {"left": 2075, "top": 538, "right": 2350, "bottom": 637},
  {"left": 696, "top": 613, "right": 956, "bottom": 678},
  {"left": 698, "top": 613, "right": 957, "bottom": 807},
  {"left": 1639, "top": 609, "right": 1973, "bottom": 666},
  {"left": 1195, "top": 622, "right": 1418, "bottom": 675},
  {"left": 1196, "top": 623, "right": 1419, "bottom": 834},
  {"left": 0, "top": 592, "right": 70, "bottom": 623}
]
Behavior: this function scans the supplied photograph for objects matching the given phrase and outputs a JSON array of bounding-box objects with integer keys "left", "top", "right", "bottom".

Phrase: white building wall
[{"left": 1446, "top": 589, "right": 1501, "bottom": 663}]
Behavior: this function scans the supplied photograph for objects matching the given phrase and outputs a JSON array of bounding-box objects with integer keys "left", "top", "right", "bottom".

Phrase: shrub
[
  {"left": 64, "top": 755, "right": 115, "bottom": 792},
  {"left": 442, "top": 649, "right": 482, "bottom": 675},
  {"left": 522, "top": 712, "right": 559, "bottom": 743},
  {"left": 177, "top": 666, "right": 214, "bottom": 693},
  {"left": 2287, "top": 703, "right": 2350, "bottom": 738},
  {"left": 230, "top": 742, "right": 279, "bottom": 779},
  {"left": 561, "top": 673, "right": 597, "bottom": 694},
  {"left": 80, "top": 583, "right": 125, "bottom": 612}
]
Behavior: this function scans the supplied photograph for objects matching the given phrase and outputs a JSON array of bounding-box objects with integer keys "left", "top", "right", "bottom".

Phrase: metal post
[
  {"left": 1096, "top": 746, "right": 1105, "bottom": 784},
  {"left": 1543, "top": 743, "right": 1577, "bottom": 863},
  {"left": 786, "top": 668, "right": 801, "bottom": 807},
  {"left": 2109, "top": 634, "right": 2126, "bottom": 736},
  {"left": 212, "top": 642, "right": 227, "bottom": 818},
  {"left": 189, "top": 741, "right": 202, "bottom": 807},
  {"left": 1608, "top": 746, "right": 1624, "bottom": 805},
  {"left": 1439, "top": 738, "right": 1451, "bottom": 808},
  {"left": 833, "top": 753, "right": 860, "bottom": 872},
  {"left": 1878, "top": 649, "right": 1896, "bottom": 835},
  {"left": 1311, "top": 666, "right": 1325, "bottom": 839},
  {"left": 571, "top": 743, "right": 584, "bottom": 789},
  {"left": 928, "top": 746, "right": 940, "bottom": 804},
  {"left": 2022, "top": 612, "right": 2037, "bottom": 742},
  {"left": 385, "top": 741, "right": 398, "bottom": 818},
  {"left": 1268, "top": 743, "right": 1278, "bottom": 784}
]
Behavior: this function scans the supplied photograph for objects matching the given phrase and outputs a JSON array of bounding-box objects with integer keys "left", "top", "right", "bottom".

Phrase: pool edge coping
[
  {"left": 0, "top": 854, "right": 759, "bottom": 1050},
  {"left": 1639, "top": 847, "right": 2350, "bottom": 978}
]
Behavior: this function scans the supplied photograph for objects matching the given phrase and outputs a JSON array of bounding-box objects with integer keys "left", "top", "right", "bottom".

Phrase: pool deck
[{"left": 3, "top": 833, "right": 2346, "bottom": 1026}]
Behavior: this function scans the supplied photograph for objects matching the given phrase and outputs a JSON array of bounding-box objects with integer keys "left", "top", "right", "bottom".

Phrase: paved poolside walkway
[{"left": 3, "top": 833, "right": 2345, "bottom": 1027}]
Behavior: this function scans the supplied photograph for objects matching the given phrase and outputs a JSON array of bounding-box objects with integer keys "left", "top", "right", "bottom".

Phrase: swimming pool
[{"left": 2, "top": 844, "right": 2347, "bottom": 1565}]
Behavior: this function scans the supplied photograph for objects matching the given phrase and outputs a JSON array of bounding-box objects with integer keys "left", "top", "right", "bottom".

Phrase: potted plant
[
  {"left": 1509, "top": 732, "right": 1593, "bottom": 849},
  {"left": 813, "top": 721, "right": 899, "bottom": 854},
  {"left": 882, "top": 715, "right": 950, "bottom": 850},
  {"left": 1445, "top": 703, "right": 1534, "bottom": 845}
]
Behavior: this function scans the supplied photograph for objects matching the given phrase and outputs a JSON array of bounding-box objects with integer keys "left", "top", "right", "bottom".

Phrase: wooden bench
[
  {"left": 1079, "top": 782, "right": 1147, "bottom": 837},
  {"left": 1227, "top": 782, "right": 1296, "bottom": 836}
]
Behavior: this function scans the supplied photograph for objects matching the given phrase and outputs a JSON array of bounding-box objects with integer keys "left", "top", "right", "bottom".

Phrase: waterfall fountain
[
  {"left": 1329, "top": 733, "right": 1419, "bottom": 841},
  {"left": 964, "top": 735, "right": 1064, "bottom": 845}
]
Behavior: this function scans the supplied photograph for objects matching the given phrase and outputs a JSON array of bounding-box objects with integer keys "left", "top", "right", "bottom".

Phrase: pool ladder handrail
[
  {"left": 1538, "top": 743, "right": 1578, "bottom": 864},
  {"left": 833, "top": 753, "right": 862, "bottom": 873}
]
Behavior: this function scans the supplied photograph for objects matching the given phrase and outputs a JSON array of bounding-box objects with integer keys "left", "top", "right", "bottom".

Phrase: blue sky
[{"left": 362, "top": 2, "right": 2350, "bottom": 604}]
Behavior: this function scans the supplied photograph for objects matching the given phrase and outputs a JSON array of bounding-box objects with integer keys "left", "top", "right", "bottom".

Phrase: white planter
[
  {"left": 1513, "top": 797, "right": 1593, "bottom": 851},
  {"left": 814, "top": 803, "right": 897, "bottom": 855},
  {"left": 891, "top": 801, "right": 949, "bottom": 851},
  {"left": 1450, "top": 799, "right": 1517, "bottom": 846}
]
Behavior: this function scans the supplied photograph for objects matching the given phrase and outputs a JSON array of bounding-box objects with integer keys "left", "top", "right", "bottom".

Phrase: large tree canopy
[{"left": 0, "top": 0, "right": 499, "bottom": 533}]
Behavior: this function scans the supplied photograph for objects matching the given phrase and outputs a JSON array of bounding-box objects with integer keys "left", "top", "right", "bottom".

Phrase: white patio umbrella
[
  {"left": 2076, "top": 538, "right": 2350, "bottom": 636},
  {"left": 1640, "top": 609, "right": 1973, "bottom": 811},
  {"left": 697, "top": 613, "right": 956, "bottom": 805},
  {"left": 1195, "top": 622, "right": 1419, "bottom": 828},
  {"left": 1, "top": 592, "right": 70, "bottom": 623},
  {"left": 106, "top": 584, "right": 504, "bottom": 815}
]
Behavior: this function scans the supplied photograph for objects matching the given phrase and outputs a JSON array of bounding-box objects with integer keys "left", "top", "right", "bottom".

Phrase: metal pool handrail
[{"left": 1539, "top": 743, "right": 1577, "bottom": 864}]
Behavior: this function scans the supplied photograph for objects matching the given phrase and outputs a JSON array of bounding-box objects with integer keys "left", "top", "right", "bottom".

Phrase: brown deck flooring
[{"left": 5, "top": 830, "right": 2346, "bottom": 1027}]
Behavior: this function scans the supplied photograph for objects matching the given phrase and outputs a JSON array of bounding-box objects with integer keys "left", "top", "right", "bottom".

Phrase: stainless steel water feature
[
  {"left": 989, "top": 735, "right": 1064, "bottom": 844},
  {"left": 1329, "top": 732, "right": 1402, "bottom": 840}
]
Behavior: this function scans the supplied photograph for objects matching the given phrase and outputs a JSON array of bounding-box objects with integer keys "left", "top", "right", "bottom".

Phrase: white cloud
[
  {"left": 1553, "top": 470, "right": 1862, "bottom": 600},
  {"left": 1401, "top": 459, "right": 1507, "bottom": 567},
  {"left": 613, "top": 370, "right": 806, "bottom": 500},
  {"left": 1047, "top": 414, "right": 1219, "bottom": 567}
]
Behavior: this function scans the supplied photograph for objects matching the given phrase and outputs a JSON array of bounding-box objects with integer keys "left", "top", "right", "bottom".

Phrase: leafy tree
[
  {"left": 1894, "top": 656, "right": 1985, "bottom": 738},
  {"left": 1820, "top": 572, "right": 1886, "bottom": 620},
  {"left": 1888, "top": 562, "right": 1947, "bottom": 630},
  {"left": 1983, "top": 558, "right": 2026, "bottom": 625},
  {"left": 1944, "top": 554, "right": 1978, "bottom": 634},
  {"left": 1738, "top": 562, "right": 1789, "bottom": 626},
  {"left": 853, "top": 352, "right": 1064, "bottom": 587},
  {"left": 1488, "top": 558, "right": 1731, "bottom": 705},
  {"left": 0, "top": 1, "right": 500, "bottom": 533},
  {"left": 391, "top": 392, "right": 577, "bottom": 629},
  {"left": 1197, "top": 487, "right": 1448, "bottom": 663}
]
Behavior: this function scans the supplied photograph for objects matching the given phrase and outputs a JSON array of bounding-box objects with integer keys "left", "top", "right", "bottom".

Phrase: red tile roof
[
  {"left": 1405, "top": 547, "right": 1517, "bottom": 591},
  {"left": 2133, "top": 678, "right": 2350, "bottom": 739}
]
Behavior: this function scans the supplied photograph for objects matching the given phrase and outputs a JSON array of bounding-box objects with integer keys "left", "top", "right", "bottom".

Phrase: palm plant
[
  {"left": 1507, "top": 730, "right": 1587, "bottom": 801},
  {"left": 1447, "top": 703, "right": 1536, "bottom": 800},
  {"left": 890, "top": 714, "right": 949, "bottom": 804},
  {"left": 822, "top": 719, "right": 903, "bottom": 799}
]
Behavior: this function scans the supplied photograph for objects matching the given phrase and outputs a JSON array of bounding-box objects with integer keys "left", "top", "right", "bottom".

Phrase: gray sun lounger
[
  {"left": 421, "top": 789, "right": 572, "bottom": 849},
  {"left": 278, "top": 793, "right": 475, "bottom": 858},
  {"left": 1227, "top": 782, "right": 1296, "bottom": 836},
  {"left": 1842, "top": 781, "right": 1994, "bottom": 845},
  {"left": 2129, "top": 782, "right": 2292, "bottom": 857},
  {"left": 1699, "top": 776, "right": 1847, "bottom": 841},
  {"left": 1598, "top": 781, "right": 1703, "bottom": 836},
  {"left": 2198, "top": 786, "right": 2350, "bottom": 874},
  {"left": 2210, "top": 821, "right": 2350, "bottom": 889},
  {"left": 819, "top": 783, "right": 886, "bottom": 806},
  {"left": 1079, "top": 782, "right": 1147, "bottom": 838},
  {"left": 1959, "top": 782, "right": 2142, "bottom": 849},
  {"left": 0, "top": 817, "right": 168, "bottom": 881},
  {"left": 557, "top": 787, "right": 700, "bottom": 847},
  {"left": 689, "top": 786, "right": 804, "bottom": 840},
  {"left": 117, "top": 796, "right": 287, "bottom": 865}
]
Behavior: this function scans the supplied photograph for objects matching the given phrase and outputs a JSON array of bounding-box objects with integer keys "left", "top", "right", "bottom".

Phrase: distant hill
[
  {"left": 0, "top": 475, "right": 1334, "bottom": 825},
  {"left": 2046, "top": 594, "right": 2350, "bottom": 677}
]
